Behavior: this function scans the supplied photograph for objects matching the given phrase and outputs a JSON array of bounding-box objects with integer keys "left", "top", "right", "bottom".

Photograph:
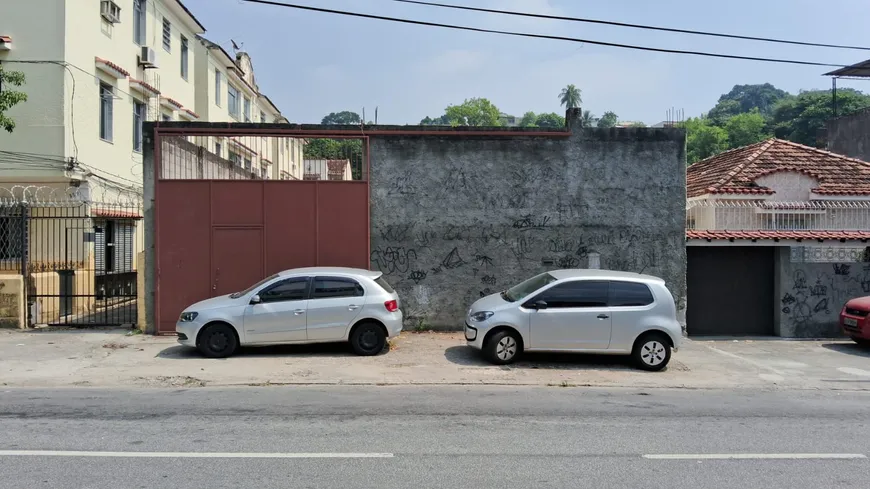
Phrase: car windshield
[
  {"left": 229, "top": 274, "right": 279, "bottom": 299},
  {"left": 502, "top": 272, "right": 558, "bottom": 302}
]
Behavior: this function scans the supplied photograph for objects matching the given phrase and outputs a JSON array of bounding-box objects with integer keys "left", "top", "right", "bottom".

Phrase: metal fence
[
  {"left": 686, "top": 199, "right": 870, "bottom": 231},
  {"left": 0, "top": 185, "right": 142, "bottom": 327},
  {"left": 158, "top": 133, "right": 367, "bottom": 181}
]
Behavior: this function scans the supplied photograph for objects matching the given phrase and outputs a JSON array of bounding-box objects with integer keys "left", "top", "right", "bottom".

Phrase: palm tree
[
  {"left": 581, "top": 110, "right": 595, "bottom": 127},
  {"left": 559, "top": 84, "right": 582, "bottom": 109}
]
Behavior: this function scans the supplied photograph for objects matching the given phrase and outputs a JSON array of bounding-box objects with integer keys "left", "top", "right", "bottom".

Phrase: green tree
[
  {"left": 534, "top": 112, "right": 565, "bottom": 128},
  {"left": 597, "top": 111, "right": 618, "bottom": 128},
  {"left": 684, "top": 117, "right": 729, "bottom": 164},
  {"left": 420, "top": 115, "right": 450, "bottom": 125},
  {"left": 444, "top": 97, "right": 501, "bottom": 126},
  {"left": 0, "top": 66, "right": 28, "bottom": 133},
  {"left": 581, "top": 110, "right": 595, "bottom": 127},
  {"left": 724, "top": 109, "right": 769, "bottom": 148},
  {"left": 559, "top": 84, "right": 582, "bottom": 109},
  {"left": 321, "top": 111, "right": 361, "bottom": 125},
  {"left": 707, "top": 83, "right": 790, "bottom": 125},
  {"left": 771, "top": 89, "right": 870, "bottom": 146},
  {"left": 519, "top": 111, "right": 538, "bottom": 127}
]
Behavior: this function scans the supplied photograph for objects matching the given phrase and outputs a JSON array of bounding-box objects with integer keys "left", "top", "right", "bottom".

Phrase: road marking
[
  {"left": 702, "top": 345, "right": 787, "bottom": 375},
  {"left": 0, "top": 450, "right": 394, "bottom": 459},
  {"left": 758, "top": 373, "right": 785, "bottom": 382},
  {"left": 837, "top": 367, "right": 870, "bottom": 378},
  {"left": 644, "top": 453, "right": 867, "bottom": 460}
]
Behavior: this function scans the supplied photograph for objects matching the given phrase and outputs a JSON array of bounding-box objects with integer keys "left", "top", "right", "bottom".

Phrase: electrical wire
[
  {"left": 239, "top": 0, "right": 848, "bottom": 67},
  {"left": 392, "top": 0, "right": 870, "bottom": 51}
]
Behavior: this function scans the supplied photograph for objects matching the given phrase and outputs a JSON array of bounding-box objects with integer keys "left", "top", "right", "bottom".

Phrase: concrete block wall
[
  {"left": 369, "top": 109, "right": 687, "bottom": 329},
  {"left": 827, "top": 109, "right": 870, "bottom": 163},
  {"left": 775, "top": 247, "right": 867, "bottom": 338}
]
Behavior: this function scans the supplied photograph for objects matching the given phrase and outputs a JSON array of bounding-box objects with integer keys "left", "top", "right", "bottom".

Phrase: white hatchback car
[
  {"left": 176, "top": 267, "right": 403, "bottom": 358},
  {"left": 464, "top": 269, "right": 682, "bottom": 371}
]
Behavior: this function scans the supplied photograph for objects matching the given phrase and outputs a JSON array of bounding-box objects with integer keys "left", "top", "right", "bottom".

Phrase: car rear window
[
  {"left": 609, "top": 281, "right": 654, "bottom": 307},
  {"left": 374, "top": 275, "right": 395, "bottom": 294}
]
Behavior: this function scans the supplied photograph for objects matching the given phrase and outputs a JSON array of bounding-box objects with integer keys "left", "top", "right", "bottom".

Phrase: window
[
  {"left": 214, "top": 142, "right": 222, "bottom": 157},
  {"left": 228, "top": 151, "right": 241, "bottom": 166},
  {"left": 99, "top": 82, "right": 114, "bottom": 142},
  {"left": 608, "top": 281, "right": 654, "bottom": 307},
  {"left": 312, "top": 277, "right": 364, "bottom": 299},
  {"left": 162, "top": 18, "right": 171, "bottom": 51},
  {"left": 503, "top": 272, "right": 558, "bottom": 303},
  {"left": 133, "top": 100, "right": 145, "bottom": 152},
  {"left": 260, "top": 110, "right": 266, "bottom": 123},
  {"left": 230, "top": 273, "right": 278, "bottom": 299},
  {"left": 259, "top": 278, "right": 309, "bottom": 303},
  {"left": 533, "top": 280, "right": 609, "bottom": 308},
  {"left": 180, "top": 36, "right": 189, "bottom": 80},
  {"left": 243, "top": 97, "right": 251, "bottom": 122},
  {"left": 228, "top": 86, "right": 240, "bottom": 118},
  {"left": 161, "top": 113, "right": 171, "bottom": 122},
  {"left": 243, "top": 157, "right": 251, "bottom": 170},
  {"left": 214, "top": 70, "right": 221, "bottom": 106},
  {"left": 133, "top": 0, "right": 146, "bottom": 45}
]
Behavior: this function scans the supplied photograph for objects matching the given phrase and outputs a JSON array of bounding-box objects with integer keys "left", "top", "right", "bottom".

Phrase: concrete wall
[
  {"left": 775, "top": 247, "right": 864, "bottom": 338},
  {"left": 827, "top": 109, "right": 870, "bottom": 163},
  {"left": 0, "top": 274, "right": 26, "bottom": 329},
  {"left": 369, "top": 108, "right": 687, "bottom": 329}
]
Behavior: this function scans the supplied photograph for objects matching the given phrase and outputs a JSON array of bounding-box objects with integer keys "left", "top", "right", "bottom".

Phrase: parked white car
[
  {"left": 464, "top": 269, "right": 682, "bottom": 371},
  {"left": 176, "top": 267, "right": 403, "bottom": 358}
]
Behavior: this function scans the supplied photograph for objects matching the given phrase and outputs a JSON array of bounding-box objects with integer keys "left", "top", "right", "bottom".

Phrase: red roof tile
[
  {"left": 183, "top": 108, "right": 200, "bottom": 119},
  {"left": 687, "top": 138, "right": 870, "bottom": 198},
  {"left": 129, "top": 78, "right": 161, "bottom": 95},
  {"left": 161, "top": 97, "right": 184, "bottom": 109},
  {"left": 686, "top": 230, "right": 870, "bottom": 241},
  {"left": 92, "top": 208, "right": 142, "bottom": 219},
  {"left": 0, "top": 36, "right": 12, "bottom": 43},
  {"left": 95, "top": 57, "right": 130, "bottom": 77}
]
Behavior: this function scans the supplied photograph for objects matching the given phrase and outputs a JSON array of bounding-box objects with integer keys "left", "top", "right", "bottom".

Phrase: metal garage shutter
[
  {"left": 94, "top": 222, "right": 105, "bottom": 274},
  {"left": 114, "top": 222, "right": 134, "bottom": 273}
]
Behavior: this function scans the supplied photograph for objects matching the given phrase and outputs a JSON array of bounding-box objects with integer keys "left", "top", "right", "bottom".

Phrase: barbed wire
[{"left": 0, "top": 185, "right": 142, "bottom": 207}]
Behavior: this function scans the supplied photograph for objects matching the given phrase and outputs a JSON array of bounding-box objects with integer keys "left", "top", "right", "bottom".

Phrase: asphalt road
[{"left": 0, "top": 386, "right": 868, "bottom": 489}]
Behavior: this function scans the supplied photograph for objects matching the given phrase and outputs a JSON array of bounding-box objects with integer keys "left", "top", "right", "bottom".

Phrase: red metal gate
[{"left": 152, "top": 128, "right": 370, "bottom": 334}]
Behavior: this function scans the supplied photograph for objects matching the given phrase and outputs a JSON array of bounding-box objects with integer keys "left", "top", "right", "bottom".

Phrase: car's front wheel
[
  {"left": 632, "top": 332, "right": 672, "bottom": 371},
  {"left": 197, "top": 323, "right": 239, "bottom": 358},
  {"left": 350, "top": 322, "right": 387, "bottom": 356},
  {"left": 484, "top": 329, "right": 522, "bottom": 365}
]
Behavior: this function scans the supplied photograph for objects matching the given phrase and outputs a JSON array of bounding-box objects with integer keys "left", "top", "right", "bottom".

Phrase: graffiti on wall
[{"left": 781, "top": 263, "right": 870, "bottom": 335}]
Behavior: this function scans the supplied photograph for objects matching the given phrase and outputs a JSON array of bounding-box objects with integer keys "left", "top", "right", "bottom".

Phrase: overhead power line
[
  {"left": 393, "top": 0, "right": 870, "bottom": 51},
  {"left": 240, "top": 0, "right": 846, "bottom": 68}
]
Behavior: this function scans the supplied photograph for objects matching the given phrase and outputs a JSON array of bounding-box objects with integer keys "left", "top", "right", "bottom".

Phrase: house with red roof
[{"left": 686, "top": 138, "right": 870, "bottom": 338}]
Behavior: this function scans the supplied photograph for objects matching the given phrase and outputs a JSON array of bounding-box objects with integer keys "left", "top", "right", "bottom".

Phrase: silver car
[
  {"left": 464, "top": 269, "right": 682, "bottom": 371},
  {"left": 176, "top": 267, "right": 403, "bottom": 358}
]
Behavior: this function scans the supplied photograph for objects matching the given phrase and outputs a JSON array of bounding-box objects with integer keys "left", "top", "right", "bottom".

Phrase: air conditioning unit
[
  {"left": 100, "top": 0, "right": 121, "bottom": 24},
  {"left": 139, "top": 46, "right": 158, "bottom": 68}
]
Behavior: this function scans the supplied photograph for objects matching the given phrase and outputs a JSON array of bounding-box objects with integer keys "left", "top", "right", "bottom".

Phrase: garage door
[{"left": 687, "top": 246, "right": 774, "bottom": 336}]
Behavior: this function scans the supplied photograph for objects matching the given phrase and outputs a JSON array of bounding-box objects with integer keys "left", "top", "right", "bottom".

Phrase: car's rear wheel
[
  {"left": 851, "top": 336, "right": 870, "bottom": 347},
  {"left": 632, "top": 332, "right": 671, "bottom": 371},
  {"left": 485, "top": 330, "right": 521, "bottom": 365},
  {"left": 350, "top": 322, "right": 386, "bottom": 356},
  {"left": 197, "top": 323, "right": 238, "bottom": 358}
]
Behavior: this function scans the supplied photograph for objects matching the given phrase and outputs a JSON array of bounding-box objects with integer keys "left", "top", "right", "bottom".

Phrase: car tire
[
  {"left": 485, "top": 329, "right": 522, "bottom": 365},
  {"left": 350, "top": 322, "right": 386, "bottom": 356},
  {"left": 632, "top": 332, "right": 671, "bottom": 371},
  {"left": 197, "top": 323, "right": 239, "bottom": 358},
  {"left": 851, "top": 337, "right": 870, "bottom": 347}
]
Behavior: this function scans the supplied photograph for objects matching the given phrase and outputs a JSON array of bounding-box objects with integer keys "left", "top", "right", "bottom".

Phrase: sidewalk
[{"left": 1, "top": 328, "right": 869, "bottom": 390}]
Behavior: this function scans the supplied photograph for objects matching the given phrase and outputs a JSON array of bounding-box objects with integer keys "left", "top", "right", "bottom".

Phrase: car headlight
[
  {"left": 469, "top": 311, "right": 494, "bottom": 322},
  {"left": 179, "top": 312, "right": 199, "bottom": 322}
]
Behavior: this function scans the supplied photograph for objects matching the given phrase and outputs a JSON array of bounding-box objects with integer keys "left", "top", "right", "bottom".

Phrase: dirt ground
[{"left": 1, "top": 328, "right": 869, "bottom": 390}]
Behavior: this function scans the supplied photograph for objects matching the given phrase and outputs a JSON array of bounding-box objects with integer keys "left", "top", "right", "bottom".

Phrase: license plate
[{"left": 845, "top": 317, "right": 858, "bottom": 327}]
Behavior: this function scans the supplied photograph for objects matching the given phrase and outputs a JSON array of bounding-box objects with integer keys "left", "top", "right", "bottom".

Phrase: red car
[{"left": 840, "top": 296, "right": 870, "bottom": 346}]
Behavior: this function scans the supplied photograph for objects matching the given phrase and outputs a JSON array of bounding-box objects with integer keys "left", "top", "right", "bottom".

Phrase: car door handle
[
  {"left": 597, "top": 314, "right": 609, "bottom": 319},
  {"left": 348, "top": 305, "right": 359, "bottom": 311},
  {"left": 294, "top": 309, "right": 305, "bottom": 315}
]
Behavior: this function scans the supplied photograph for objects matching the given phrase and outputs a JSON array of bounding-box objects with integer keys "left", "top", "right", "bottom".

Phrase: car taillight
[{"left": 384, "top": 300, "right": 398, "bottom": 312}]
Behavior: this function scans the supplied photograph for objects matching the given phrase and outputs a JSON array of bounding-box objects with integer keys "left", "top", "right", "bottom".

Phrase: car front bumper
[
  {"left": 176, "top": 321, "right": 201, "bottom": 347},
  {"left": 465, "top": 322, "right": 485, "bottom": 350}
]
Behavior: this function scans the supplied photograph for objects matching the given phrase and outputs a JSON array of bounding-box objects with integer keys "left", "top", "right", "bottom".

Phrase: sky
[{"left": 183, "top": 0, "right": 870, "bottom": 125}]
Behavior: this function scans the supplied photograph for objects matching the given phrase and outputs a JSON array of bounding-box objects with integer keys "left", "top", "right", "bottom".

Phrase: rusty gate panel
[
  {"left": 264, "top": 181, "right": 317, "bottom": 272},
  {"left": 153, "top": 129, "right": 370, "bottom": 335},
  {"left": 316, "top": 182, "right": 370, "bottom": 268},
  {"left": 155, "top": 180, "right": 212, "bottom": 334}
]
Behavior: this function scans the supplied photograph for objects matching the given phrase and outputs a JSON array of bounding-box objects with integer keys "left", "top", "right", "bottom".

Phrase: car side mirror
[
  {"left": 250, "top": 294, "right": 261, "bottom": 305},
  {"left": 526, "top": 300, "right": 548, "bottom": 310}
]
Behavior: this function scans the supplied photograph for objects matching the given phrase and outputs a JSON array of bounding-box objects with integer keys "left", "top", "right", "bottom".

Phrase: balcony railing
[{"left": 686, "top": 200, "right": 870, "bottom": 231}]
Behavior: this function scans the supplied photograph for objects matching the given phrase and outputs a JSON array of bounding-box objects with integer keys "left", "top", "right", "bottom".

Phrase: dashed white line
[
  {"left": 0, "top": 450, "right": 394, "bottom": 459},
  {"left": 644, "top": 453, "right": 867, "bottom": 460}
]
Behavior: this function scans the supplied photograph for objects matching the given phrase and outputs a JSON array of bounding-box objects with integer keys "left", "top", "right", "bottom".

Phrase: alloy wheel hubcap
[
  {"left": 360, "top": 329, "right": 378, "bottom": 350},
  {"left": 210, "top": 333, "right": 228, "bottom": 352},
  {"left": 496, "top": 336, "right": 517, "bottom": 360},
  {"left": 641, "top": 341, "right": 666, "bottom": 366}
]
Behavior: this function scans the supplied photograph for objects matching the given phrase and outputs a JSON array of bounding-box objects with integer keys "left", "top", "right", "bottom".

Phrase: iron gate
[{"left": 0, "top": 192, "right": 141, "bottom": 326}]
